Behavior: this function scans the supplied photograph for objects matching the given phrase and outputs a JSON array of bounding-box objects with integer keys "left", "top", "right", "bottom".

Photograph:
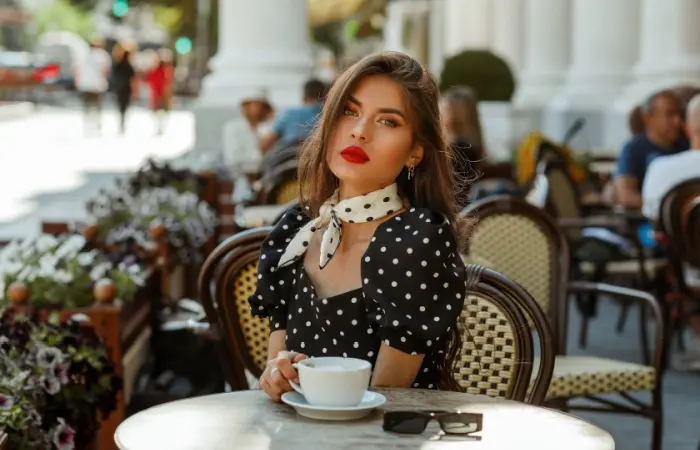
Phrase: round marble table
[{"left": 115, "top": 389, "right": 615, "bottom": 450}]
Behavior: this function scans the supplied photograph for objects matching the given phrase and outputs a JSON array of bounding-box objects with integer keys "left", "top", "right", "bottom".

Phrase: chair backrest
[
  {"left": 461, "top": 195, "right": 571, "bottom": 354},
  {"left": 259, "top": 159, "right": 299, "bottom": 205},
  {"left": 687, "top": 198, "right": 700, "bottom": 268},
  {"left": 540, "top": 160, "right": 583, "bottom": 244},
  {"left": 260, "top": 140, "right": 301, "bottom": 175},
  {"left": 659, "top": 178, "right": 700, "bottom": 269},
  {"left": 198, "top": 227, "right": 272, "bottom": 389},
  {"left": 458, "top": 265, "right": 555, "bottom": 405}
]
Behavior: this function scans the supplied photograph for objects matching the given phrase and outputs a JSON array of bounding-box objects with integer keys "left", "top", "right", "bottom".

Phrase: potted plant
[
  {"left": 0, "top": 309, "right": 122, "bottom": 450},
  {"left": 86, "top": 186, "right": 218, "bottom": 266},
  {"left": 0, "top": 234, "right": 146, "bottom": 309}
]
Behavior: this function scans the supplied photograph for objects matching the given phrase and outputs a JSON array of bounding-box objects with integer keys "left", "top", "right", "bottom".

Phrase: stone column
[
  {"left": 545, "top": 0, "right": 640, "bottom": 148},
  {"left": 490, "top": 0, "right": 524, "bottom": 73},
  {"left": 512, "top": 0, "right": 571, "bottom": 109},
  {"left": 193, "top": 0, "right": 313, "bottom": 152},
  {"left": 609, "top": 0, "right": 700, "bottom": 149},
  {"left": 444, "top": 0, "right": 493, "bottom": 56}
]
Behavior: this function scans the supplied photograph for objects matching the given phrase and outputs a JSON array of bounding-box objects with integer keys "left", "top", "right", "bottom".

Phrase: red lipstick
[{"left": 340, "top": 146, "right": 370, "bottom": 164}]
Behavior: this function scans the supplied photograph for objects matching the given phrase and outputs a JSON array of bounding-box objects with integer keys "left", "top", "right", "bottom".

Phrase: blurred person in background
[
  {"left": 112, "top": 43, "right": 139, "bottom": 134},
  {"left": 222, "top": 90, "right": 274, "bottom": 202},
  {"left": 74, "top": 36, "right": 111, "bottom": 135},
  {"left": 615, "top": 90, "right": 685, "bottom": 210},
  {"left": 145, "top": 48, "right": 175, "bottom": 135},
  {"left": 259, "top": 78, "right": 326, "bottom": 153},
  {"left": 441, "top": 86, "right": 487, "bottom": 207}
]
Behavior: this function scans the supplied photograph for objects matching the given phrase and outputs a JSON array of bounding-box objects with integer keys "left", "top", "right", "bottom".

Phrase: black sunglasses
[{"left": 383, "top": 410, "right": 483, "bottom": 435}]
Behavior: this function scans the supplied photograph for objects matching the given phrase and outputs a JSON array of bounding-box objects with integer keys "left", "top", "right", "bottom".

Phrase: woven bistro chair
[
  {"left": 458, "top": 265, "right": 555, "bottom": 405},
  {"left": 258, "top": 159, "right": 299, "bottom": 205},
  {"left": 541, "top": 159, "right": 668, "bottom": 360},
  {"left": 197, "top": 228, "right": 554, "bottom": 403},
  {"left": 657, "top": 179, "right": 700, "bottom": 354},
  {"left": 461, "top": 196, "right": 666, "bottom": 450},
  {"left": 197, "top": 228, "right": 272, "bottom": 389}
]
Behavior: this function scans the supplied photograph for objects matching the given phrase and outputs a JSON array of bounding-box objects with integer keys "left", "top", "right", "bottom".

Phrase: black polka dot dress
[{"left": 249, "top": 206, "right": 467, "bottom": 389}]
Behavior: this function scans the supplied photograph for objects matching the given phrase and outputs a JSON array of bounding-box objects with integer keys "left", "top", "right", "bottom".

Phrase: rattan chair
[
  {"left": 459, "top": 265, "right": 555, "bottom": 404},
  {"left": 259, "top": 159, "right": 299, "bottom": 205},
  {"left": 197, "top": 228, "right": 273, "bottom": 389},
  {"left": 197, "top": 228, "right": 554, "bottom": 403},
  {"left": 541, "top": 160, "right": 668, "bottom": 359},
  {"left": 461, "top": 196, "right": 666, "bottom": 450},
  {"left": 657, "top": 179, "right": 700, "bottom": 354}
]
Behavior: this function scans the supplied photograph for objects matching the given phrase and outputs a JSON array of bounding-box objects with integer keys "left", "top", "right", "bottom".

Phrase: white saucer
[{"left": 281, "top": 391, "right": 386, "bottom": 421}]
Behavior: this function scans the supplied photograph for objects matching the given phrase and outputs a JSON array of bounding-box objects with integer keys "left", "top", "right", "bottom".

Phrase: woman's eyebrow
[{"left": 348, "top": 95, "right": 406, "bottom": 119}]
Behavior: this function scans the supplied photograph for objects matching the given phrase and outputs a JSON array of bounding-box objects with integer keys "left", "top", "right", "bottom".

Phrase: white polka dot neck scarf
[{"left": 277, "top": 183, "right": 404, "bottom": 270}]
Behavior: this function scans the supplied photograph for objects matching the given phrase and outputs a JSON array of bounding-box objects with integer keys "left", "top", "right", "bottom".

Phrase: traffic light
[{"left": 112, "top": 0, "right": 128, "bottom": 17}]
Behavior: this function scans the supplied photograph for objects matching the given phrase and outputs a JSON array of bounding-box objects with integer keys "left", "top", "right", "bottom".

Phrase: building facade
[{"left": 384, "top": 0, "right": 700, "bottom": 153}]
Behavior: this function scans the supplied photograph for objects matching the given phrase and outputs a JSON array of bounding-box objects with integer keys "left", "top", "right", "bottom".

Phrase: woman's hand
[{"left": 259, "top": 351, "right": 308, "bottom": 402}]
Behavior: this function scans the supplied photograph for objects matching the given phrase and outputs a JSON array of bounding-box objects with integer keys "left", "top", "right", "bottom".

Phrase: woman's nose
[{"left": 351, "top": 118, "right": 370, "bottom": 142}]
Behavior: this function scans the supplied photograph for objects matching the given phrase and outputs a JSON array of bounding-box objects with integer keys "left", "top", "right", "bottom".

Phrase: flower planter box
[
  {"left": 40, "top": 221, "right": 189, "bottom": 309},
  {"left": 6, "top": 275, "right": 155, "bottom": 450}
]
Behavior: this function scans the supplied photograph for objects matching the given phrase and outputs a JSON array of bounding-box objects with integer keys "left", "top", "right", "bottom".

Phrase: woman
[
  {"left": 250, "top": 52, "right": 468, "bottom": 402},
  {"left": 145, "top": 48, "right": 175, "bottom": 135},
  {"left": 112, "top": 44, "right": 138, "bottom": 134}
]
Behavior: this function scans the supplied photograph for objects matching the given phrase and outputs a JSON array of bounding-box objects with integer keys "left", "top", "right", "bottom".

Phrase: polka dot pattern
[{"left": 249, "top": 206, "right": 467, "bottom": 390}]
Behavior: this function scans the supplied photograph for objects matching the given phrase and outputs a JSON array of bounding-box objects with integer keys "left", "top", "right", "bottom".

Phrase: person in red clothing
[{"left": 145, "top": 48, "right": 175, "bottom": 135}]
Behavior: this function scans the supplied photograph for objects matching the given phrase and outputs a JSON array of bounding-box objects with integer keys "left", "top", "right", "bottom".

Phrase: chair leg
[
  {"left": 616, "top": 298, "right": 632, "bottom": 333},
  {"left": 652, "top": 414, "right": 663, "bottom": 450},
  {"left": 640, "top": 303, "right": 651, "bottom": 366}
]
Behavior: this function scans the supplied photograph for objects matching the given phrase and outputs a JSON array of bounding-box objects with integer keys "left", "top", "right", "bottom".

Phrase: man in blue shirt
[
  {"left": 260, "top": 79, "right": 326, "bottom": 153},
  {"left": 615, "top": 90, "right": 684, "bottom": 209}
]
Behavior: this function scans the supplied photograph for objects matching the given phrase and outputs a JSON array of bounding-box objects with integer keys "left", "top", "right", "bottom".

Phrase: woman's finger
[
  {"left": 271, "top": 368, "right": 292, "bottom": 392},
  {"left": 276, "top": 357, "right": 298, "bottom": 382},
  {"left": 292, "top": 353, "right": 308, "bottom": 363}
]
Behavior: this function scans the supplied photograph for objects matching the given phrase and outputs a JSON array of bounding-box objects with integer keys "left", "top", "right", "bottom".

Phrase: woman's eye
[
  {"left": 343, "top": 106, "right": 357, "bottom": 116},
  {"left": 379, "top": 118, "right": 398, "bottom": 128}
]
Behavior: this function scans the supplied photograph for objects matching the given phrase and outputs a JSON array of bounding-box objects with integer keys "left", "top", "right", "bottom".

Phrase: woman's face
[{"left": 327, "top": 75, "right": 423, "bottom": 197}]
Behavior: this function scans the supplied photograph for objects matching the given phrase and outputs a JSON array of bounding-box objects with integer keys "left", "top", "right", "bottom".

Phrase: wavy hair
[{"left": 297, "top": 51, "right": 468, "bottom": 391}]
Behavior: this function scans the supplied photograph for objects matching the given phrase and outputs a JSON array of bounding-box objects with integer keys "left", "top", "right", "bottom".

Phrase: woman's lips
[{"left": 340, "top": 146, "right": 370, "bottom": 164}]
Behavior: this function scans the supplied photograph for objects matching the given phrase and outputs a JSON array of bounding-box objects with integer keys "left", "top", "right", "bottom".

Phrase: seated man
[
  {"left": 615, "top": 90, "right": 685, "bottom": 210},
  {"left": 259, "top": 79, "right": 326, "bottom": 153},
  {"left": 643, "top": 94, "right": 700, "bottom": 371}
]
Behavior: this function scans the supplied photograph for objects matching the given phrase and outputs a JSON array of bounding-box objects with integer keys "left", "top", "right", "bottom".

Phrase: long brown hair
[
  {"left": 442, "top": 85, "right": 484, "bottom": 152},
  {"left": 297, "top": 51, "right": 466, "bottom": 391}
]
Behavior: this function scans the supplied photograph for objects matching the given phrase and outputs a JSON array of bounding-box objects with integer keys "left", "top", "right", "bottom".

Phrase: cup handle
[{"left": 288, "top": 362, "right": 304, "bottom": 395}]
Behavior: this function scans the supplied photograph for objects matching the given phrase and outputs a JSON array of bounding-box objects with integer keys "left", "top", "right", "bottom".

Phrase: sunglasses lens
[
  {"left": 383, "top": 412, "right": 430, "bottom": 434},
  {"left": 438, "top": 414, "right": 480, "bottom": 435}
]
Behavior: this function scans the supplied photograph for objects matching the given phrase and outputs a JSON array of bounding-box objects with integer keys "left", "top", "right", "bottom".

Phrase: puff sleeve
[
  {"left": 361, "top": 208, "right": 466, "bottom": 355},
  {"left": 248, "top": 207, "right": 311, "bottom": 331}
]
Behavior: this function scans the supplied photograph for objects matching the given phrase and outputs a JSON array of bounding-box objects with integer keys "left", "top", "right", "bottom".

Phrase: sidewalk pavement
[{"left": 0, "top": 101, "right": 34, "bottom": 121}]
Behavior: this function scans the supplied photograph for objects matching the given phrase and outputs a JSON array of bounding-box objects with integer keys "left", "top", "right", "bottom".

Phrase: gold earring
[{"left": 407, "top": 165, "right": 415, "bottom": 180}]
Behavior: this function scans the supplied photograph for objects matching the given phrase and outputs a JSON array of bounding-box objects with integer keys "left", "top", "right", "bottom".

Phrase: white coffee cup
[{"left": 288, "top": 357, "right": 371, "bottom": 407}]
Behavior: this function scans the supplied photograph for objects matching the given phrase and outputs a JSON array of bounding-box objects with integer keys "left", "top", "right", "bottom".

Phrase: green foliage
[
  {"left": 33, "top": 0, "right": 95, "bottom": 40},
  {"left": 0, "top": 310, "right": 122, "bottom": 449},
  {"left": 440, "top": 50, "right": 516, "bottom": 102},
  {"left": 0, "top": 235, "right": 145, "bottom": 308}
]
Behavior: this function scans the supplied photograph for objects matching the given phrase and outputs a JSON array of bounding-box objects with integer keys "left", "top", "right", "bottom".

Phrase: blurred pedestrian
[
  {"left": 144, "top": 48, "right": 175, "bottom": 135},
  {"left": 74, "top": 36, "right": 111, "bottom": 135},
  {"left": 112, "top": 43, "right": 139, "bottom": 134}
]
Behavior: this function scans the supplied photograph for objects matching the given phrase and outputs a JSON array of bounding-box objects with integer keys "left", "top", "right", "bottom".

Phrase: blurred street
[{"left": 0, "top": 104, "right": 194, "bottom": 240}]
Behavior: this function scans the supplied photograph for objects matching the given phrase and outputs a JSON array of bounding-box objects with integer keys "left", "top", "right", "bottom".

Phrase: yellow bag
[{"left": 516, "top": 131, "right": 587, "bottom": 186}]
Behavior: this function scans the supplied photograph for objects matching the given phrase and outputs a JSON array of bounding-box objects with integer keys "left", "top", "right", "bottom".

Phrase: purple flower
[
  {"left": 0, "top": 393, "right": 14, "bottom": 410},
  {"left": 52, "top": 363, "right": 69, "bottom": 384},
  {"left": 37, "top": 346, "right": 64, "bottom": 369},
  {"left": 52, "top": 418, "right": 75, "bottom": 450},
  {"left": 40, "top": 374, "right": 61, "bottom": 395}
]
